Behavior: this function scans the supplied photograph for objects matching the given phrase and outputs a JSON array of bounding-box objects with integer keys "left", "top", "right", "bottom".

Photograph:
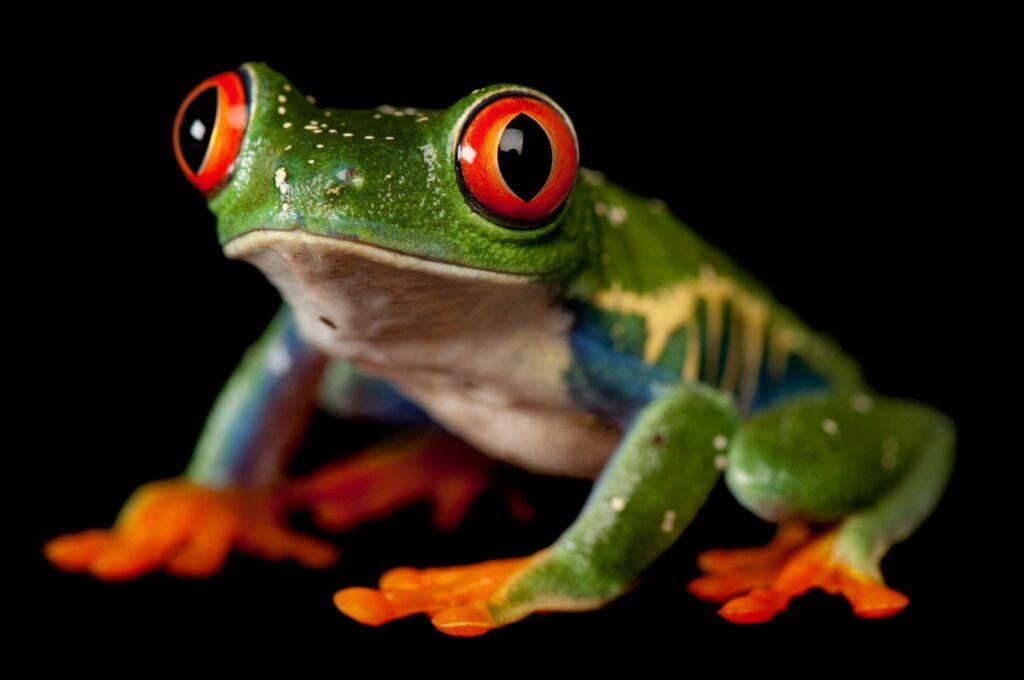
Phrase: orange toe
[
  {"left": 431, "top": 604, "right": 496, "bottom": 637},
  {"left": 688, "top": 562, "right": 783, "bottom": 603},
  {"left": 334, "top": 587, "right": 398, "bottom": 626},
  {"left": 839, "top": 572, "right": 910, "bottom": 619},
  {"left": 44, "top": 530, "right": 113, "bottom": 572},
  {"left": 718, "top": 589, "right": 788, "bottom": 624}
]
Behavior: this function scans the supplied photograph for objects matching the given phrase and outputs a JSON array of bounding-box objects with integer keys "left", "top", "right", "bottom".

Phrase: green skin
[{"left": 183, "top": 63, "right": 953, "bottom": 625}]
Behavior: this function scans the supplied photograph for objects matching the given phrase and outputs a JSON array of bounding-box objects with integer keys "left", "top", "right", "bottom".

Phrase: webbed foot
[
  {"left": 44, "top": 479, "right": 337, "bottom": 580},
  {"left": 690, "top": 528, "right": 909, "bottom": 623},
  {"left": 687, "top": 523, "right": 812, "bottom": 602},
  {"left": 278, "top": 433, "right": 493, "bottom": 532},
  {"left": 334, "top": 554, "right": 539, "bottom": 637}
]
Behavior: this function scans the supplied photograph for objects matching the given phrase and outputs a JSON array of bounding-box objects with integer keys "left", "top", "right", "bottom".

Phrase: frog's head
[{"left": 173, "top": 63, "right": 592, "bottom": 285}]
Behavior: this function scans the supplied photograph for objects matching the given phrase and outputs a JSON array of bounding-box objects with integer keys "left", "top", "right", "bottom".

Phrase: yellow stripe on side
[{"left": 594, "top": 266, "right": 789, "bottom": 411}]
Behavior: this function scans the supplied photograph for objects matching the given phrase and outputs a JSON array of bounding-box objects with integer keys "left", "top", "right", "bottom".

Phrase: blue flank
[{"left": 565, "top": 301, "right": 831, "bottom": 427}]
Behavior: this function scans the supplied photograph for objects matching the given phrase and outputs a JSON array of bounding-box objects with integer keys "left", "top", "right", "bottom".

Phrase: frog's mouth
[
  {"left": 223, "top": 228, "right": 558, "bottom": 355},
  {"left": 224, "top": 229, "right": 534, "bottom": 285}
]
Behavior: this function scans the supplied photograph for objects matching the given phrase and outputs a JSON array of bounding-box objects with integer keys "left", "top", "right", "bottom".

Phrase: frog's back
[{"left": 567, "top": 171, "right": 863, "bottom": 423}]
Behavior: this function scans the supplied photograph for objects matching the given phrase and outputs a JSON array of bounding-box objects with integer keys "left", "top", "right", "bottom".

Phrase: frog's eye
[
  {"left": 173, "top": 72, "right": 248, "bottom": 194},
  {"left": 457, "top": 94, "right": 578, "bottom": 227}
]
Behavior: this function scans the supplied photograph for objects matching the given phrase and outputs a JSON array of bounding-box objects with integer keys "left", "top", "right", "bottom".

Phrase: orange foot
[
  {"left": 334, "top": 555, "right": 537, "bottom": 637},
  {"left": 44, "top": 479, "right": 337, "bottom": 580},
  {"left": 277, "top": 433, "right": 495, "bottom": 533},
  {"left": 689, "top": 526, "right": 908, "bottom": 623}
]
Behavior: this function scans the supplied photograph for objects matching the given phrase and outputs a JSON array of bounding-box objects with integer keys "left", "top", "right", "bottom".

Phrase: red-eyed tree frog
[{"left": 45, "top": 63, "right": 954, "bottom": 635}]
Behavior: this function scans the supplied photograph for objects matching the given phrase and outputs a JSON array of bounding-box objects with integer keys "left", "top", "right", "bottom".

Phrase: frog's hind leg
[
  {"left": 692, "top": 392, "right": 955, "bottom": 623},
  {"left": 276, "top": 432, "right": 494, "bottom": 533},
  {"left": 335, "top": 384, "right": 741, "bottom": 636}
]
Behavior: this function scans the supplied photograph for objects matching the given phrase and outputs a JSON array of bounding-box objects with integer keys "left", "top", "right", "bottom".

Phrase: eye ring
[
  {"left": 456, "top": 93, "right": 578, "bottom": 228},
  {"left": 173, "top": 71, "right": 248, "bottom": 194}
]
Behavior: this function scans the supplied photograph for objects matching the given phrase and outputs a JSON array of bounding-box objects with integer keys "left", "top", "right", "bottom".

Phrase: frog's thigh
[{"left": 725, "top": 392, "right": 954, "bottom": 574}]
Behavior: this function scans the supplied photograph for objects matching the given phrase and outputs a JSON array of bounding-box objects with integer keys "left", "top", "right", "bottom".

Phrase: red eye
[
  {"left": 457, "top": 94, "right": 578, "bottom": 226},
  {"left": 173, "top": 72, "right": 248, "bottom": 194}
]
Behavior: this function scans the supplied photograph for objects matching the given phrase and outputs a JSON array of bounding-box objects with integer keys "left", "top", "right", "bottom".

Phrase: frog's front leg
[
  {"left": 689, "top": 392, "right": 955, "bottom": 622},
  {"left": 44, "top": 307, "right": 329, "bottom": 579},
  {"left": 335, "top": 384, "right": 740, "bottom": 636},
  {"left": 44, "top": 307, "right": 492, "bottom": 580}
]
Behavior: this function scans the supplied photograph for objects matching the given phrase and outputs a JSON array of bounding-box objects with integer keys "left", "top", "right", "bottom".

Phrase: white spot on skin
[
  {"left": 283, "top": 122, "right": 293, "bottom": 129},
  {"left": 267, "top": 342, "right": 292, "bottom": 375},
  {"left": 713, "top": 434, "right": 729, "bottom": 451},
  {"left": 714, "top": 454, "right": 728, "bottom": 471},
  {"left": 384, "top": 173, "right": 393, "bottom": 180},
  {"left": 581, "top": 168, "right": 605, "bottom": 186},
  {"left": 329, "top": 129, "right": 338, "bottom": 134},
  {"left": 308, "top": 159, "right": 315, "bottom": 165},
  {"left": 306, "top": 94, "right": 316, "bottom": 104},
  {"left": 608, "top": 206, "right": 627, "bottom": 226},
  {"left": 364, "top": 135, "right": 375, "bottom": 140},
  {"left": 374, "top": 113, "right": 382, "bottom": 119},
  {"left": 565, "top": 541, "right": 576, "bottom": 552},
  {"left": 313, "top": 129, "right": 323, "bottom": 134},
  {"left": 609, "top": 497, "right": 626, "bottom": 512},
  {"left": 661, "top": 510, "right": 677, "bottom": 533},
  {"left": 277, "top": 106, "right": 287, "bottom": 115},
  {"left": 822, "top": 419, "right": 840, "bottom": 436},
  {"left": 277, "top": 94, "right": 287, "bottom": 103},
  {"left": 594, "top": 201, "right": 607, "bottom": 216},
  {"left": 881, "top": 437, "right": 900, "bottom": 470},
  {"left": 342, "top": 132, "right": 354, "bottom": 137},
  {"left": 421, "top": 143, "right": 439, "bottom": 185},
  {"left": 851, "top": 393, "right": 874, "bottom": 413},
  {"left": 385, "top": 136, "right": 395, "bottom": 140},
  {"left": 324, "top": 111, "right": 332, "bottom": 117},
  {"left": 284, "top": 145, "right": 292, "bottom": 151},
  {"left": 280, "top": 202, "right": 290, "bottom": 214},
  {"left": 283, "top": 84, "right": 292, "bottom": 92},
  {"left": 316, "top": 143, "right": 324, "bottom": 149},
  {"left": 274, "top": 167, "right": 289, "bottom": 197},
  {"left": 416, "top": 116, "right": 430, "bottom": 123},
  {"left": 304, "top": 125, "right": 318, "bottom": 131}
]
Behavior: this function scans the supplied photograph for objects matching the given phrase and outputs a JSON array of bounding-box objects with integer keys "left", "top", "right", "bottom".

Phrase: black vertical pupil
[
  {"left": 497, "top": 113, "right": 552, "bottom": 202},
  {"left": 178, "top": 88, "right": 218, "bottom": 173}
]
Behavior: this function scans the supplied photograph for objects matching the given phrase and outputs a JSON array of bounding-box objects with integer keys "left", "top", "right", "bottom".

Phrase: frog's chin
[
  {"left": 223, "top": 228, "right": 552, "bottom": 355},
  {"left": 223, "top": 229, "right": 532, "bottom": 285}
]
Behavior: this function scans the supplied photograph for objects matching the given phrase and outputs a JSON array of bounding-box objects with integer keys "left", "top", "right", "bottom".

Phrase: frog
[{"left": 45, "top": 63, "right": 955, "bottom": 635}]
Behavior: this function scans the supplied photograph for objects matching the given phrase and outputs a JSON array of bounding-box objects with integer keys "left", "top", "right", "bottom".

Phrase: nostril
[
  {"left": 335, "top": 167, "right": 362, "bottom": 187},
  {"left": 325, "top": 166, "right": 363, "bottom": 198}
]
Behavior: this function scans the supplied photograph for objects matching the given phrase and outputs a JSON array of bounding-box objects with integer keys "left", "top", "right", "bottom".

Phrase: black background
[{"left": 21, "top": 20, "right": 984, "bottom": 659}]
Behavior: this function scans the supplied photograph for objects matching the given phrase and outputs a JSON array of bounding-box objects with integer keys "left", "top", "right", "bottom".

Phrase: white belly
[
  {"left": 375, "top": 366, "right": 619, "bottom": 478},
  {"left": 228, "top": 230, "right": 621, "bottom": 479}
]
